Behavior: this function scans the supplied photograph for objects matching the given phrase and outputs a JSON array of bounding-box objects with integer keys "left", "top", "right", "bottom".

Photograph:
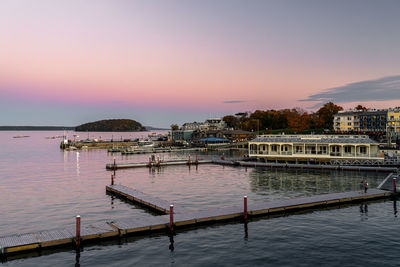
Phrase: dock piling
[
  {"left": 188, "top": 155, "right": 191, "bottom": 166},
  {"left": 111, "top": 174, "right": 114, "bottom": 185},
  {"left": 113, "top": 158, "right": 116, "bottom": 176},
  {"left": 244, "top": 196, "right": 248, "bottom": 222},
  {"left": 394, "top": 177, "right": 397, "bottom": 193},
  {"left": 195, "top": 154, "right": 198, "bottom": 165},
  {"left": 149, "top": 157, "right": 152, "bottom": 168},
  {"left": 169, "top": 205, "right": 174, "bottom": 232},
  {"left": 76, "top": 215, "right": 81, "bottom": 248}
]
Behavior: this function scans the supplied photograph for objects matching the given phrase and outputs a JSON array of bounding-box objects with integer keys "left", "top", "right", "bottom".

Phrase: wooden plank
[{"left": 0, "top": 233, "right": 39, "bottom": 254}]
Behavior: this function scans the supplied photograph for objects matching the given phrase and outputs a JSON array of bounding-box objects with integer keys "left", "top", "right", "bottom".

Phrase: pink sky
[{"left": 1, "top": 0, "right": 399, "bottom": 127}]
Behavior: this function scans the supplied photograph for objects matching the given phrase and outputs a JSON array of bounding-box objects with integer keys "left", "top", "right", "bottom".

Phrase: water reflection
[
  {"left": 393, "top": 199, "right": 397, "bottom": 217},
  {"left": 169, "top": 234, "right": 175, "bottom": 251},
  {"left": 249, "top": 168, "right": 385, "bottom": 197},
  {"left": 244, "top": 222, "right": 248, "bottom": 240},
  {"left": 76, "top": 152, "right": 80, "bottom": 177}
]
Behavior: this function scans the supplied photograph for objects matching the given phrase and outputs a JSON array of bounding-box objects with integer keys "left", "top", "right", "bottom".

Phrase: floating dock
[
  {"left": 1, "top": 182, "right": 395, "bottom": 259},
  {"left": 106, "top": 184, "right": 188, "bottom": 213},
  {"left": 106, "top": 159, "right": 213, "bottom": 170},
  {"left": 106, "top": 158, "right": 398, "bottom": 172}
]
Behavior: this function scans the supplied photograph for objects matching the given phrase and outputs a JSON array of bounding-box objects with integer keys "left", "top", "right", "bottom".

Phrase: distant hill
[
  {"left": 75, "top": 119, "right": 146, "bottom": 132},
  {"left": 0, "top": 126, "right": 75, "bottom": 131}
]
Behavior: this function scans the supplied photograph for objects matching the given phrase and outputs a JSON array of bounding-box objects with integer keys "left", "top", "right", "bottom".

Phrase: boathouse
[{"left": 248, "top": 134, "right": 384, "bottom": 164}]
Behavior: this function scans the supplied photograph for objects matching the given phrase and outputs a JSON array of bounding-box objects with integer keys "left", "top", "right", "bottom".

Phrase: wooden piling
[
  {"left": 394, "top": 177, "right": 397, "bottom": 193},
  {"left": 244, "top": 196, "right": 248, "bottom": 222},
  {"left": 169, "top": 205, "right": 174, "bottom": 232},
  {"left": 76, "top": 215, "right": 81, "bottom": 248}
]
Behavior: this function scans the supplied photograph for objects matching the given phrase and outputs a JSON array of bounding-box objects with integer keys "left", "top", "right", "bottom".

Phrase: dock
[
  {"left": 106, "top": 184, "right": 188, "bottom": 213},
  {"left": 1, "top": 181, "right": 395, "bottom": 259},
  {"left": 106, "top": 159, "right": 213, "bottom": 170},
  {"left": 106, "top": 158, "right": 398, "bottom": 172}
]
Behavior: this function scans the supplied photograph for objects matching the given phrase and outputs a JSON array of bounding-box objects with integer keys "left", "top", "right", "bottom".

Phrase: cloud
[
  {"left": 223, "top": 100, "right": 247, "bottom": 104},
  {"left": 299, "top": 75, "right": 400, "bottom": 107}
]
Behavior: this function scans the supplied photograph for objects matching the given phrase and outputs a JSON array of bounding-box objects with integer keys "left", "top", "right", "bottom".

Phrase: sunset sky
[{"left": 1, "top": 0, "right": 399, "bottom": 127}]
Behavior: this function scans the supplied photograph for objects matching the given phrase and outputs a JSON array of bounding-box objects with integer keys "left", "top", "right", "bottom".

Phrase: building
[
  {"left": 200, "top": 118, "right": 227, "bottom": 131},
  {"left": 333, "top": 111, "right": 362, "bottom": 132},
  {"left": 334, "top": 109, "right": 388, "bottom": 133},
  {"left": 248, "top": 134, "right": 383, "bottom": 164},
  {"left": 359, "top": 110, "right": 387, "bottom": 132},
  {"left": 170, "top": 130, "right": 194, "bottom": 142},
  {"left": 182, "top": 122, "right": 203, "bottom": 131},
  {"left": 387, "top": 108, "right": 400, "bottom": 137}
]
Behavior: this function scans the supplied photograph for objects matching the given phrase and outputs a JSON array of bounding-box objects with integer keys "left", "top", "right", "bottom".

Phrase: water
[{"left": 1, "top": 131, "right": 399, "bottom": 266}]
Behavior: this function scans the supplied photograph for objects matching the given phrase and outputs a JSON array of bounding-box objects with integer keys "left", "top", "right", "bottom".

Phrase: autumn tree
[
  {"left": 316, "top": 102, "right": 343, "bottom": 129},
  {"left": 170, "top": 124, "right": 179, "bottom": 131},
  {"left": 287, "top": 109, "right": 311, "bottom": 132},
  {"left": 354, "top": 105, "right": 367, "bottom": 111},
  {"left": 223, "top": 115, "right": 239, "bottom": 129}
]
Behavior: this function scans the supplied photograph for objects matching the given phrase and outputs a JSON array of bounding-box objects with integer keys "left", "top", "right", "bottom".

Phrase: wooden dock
[
  {"left": 106, "top": 159, "right": 213, "bottom": 170},
  {"left": 1, "top": 183, "right": 394, "bottom": 259},
  {"left": 106, "top": 158, "right": 398, "bottom": 172},
  {"left": 106, "top": 184, "right": 188, "bottom": 213}
]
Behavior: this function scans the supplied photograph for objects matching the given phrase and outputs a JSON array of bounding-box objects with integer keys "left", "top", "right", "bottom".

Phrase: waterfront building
[
  {"left": 359, "top": 110, "right": 387, "bottom": 132},
  {"left": 182, "top": 122, "right": 203, "bottom": 131},
  {"left": 334, "top": 109, "right": 387, "bottom": 133},
  {"left": 333, "top": 111, "right": 361, "bottom": 132},
  {"left": 170, "top": 130, "right": 194, "bottom": 142},
  {"left": 248, "top": 134, "right": 383, "bottom": 164},
  {"left": 387, "top": 108, "right": 400, "bottom": 137},
  {"left": 200, "top": 118, "right": 227, "bottom": 131}
]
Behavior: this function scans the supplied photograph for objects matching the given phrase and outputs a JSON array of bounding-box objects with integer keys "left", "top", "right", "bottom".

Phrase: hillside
[{"left": 75, "top": 119, "right": 146, "bottom": 132}]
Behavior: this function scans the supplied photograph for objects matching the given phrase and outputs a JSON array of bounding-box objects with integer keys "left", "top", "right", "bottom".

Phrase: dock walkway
[
  {"left": 1, "top": 185, "right": 394, "bottom": 258},
  {"left": 106, "top": 159, "right": 213, "bottom": 170}
]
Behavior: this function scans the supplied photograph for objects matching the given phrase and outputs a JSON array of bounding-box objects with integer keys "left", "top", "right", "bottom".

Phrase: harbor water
[{"left": 1, "top": 131, "right": 399, "bottom": 266}]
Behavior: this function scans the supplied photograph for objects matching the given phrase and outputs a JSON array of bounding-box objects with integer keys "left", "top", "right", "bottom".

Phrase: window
[
  {"left": 295, "top": 146, "right": 303, "bottom": 153},
  {"left": 271, "top": 145, "right": 278, "bottom": 152},
  {"left": 359, "top": 146, "right": 367, "bottom": 154},
  {"left": 347, "top": 122, "right": 352, "bottom": 126},
  {"left": 391, "top": 116, "right": 395, "bottom": 120},
  {"left": 344, "top": 146, "right": 352, "bottom": 153},
  {"left": 347, "top": 117, "right": 352, "bottom": 120}
]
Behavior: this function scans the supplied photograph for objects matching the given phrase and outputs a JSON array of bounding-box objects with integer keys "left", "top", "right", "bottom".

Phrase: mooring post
[
  {"left": 188, "top": 155, "right": 191, "bottom": 165},
  {"left": 113, "top": 157, "right": 116, "bottom": 176},
  {"left": 111, "top": 174, "right": 114, "bottom": 185},
  {"left": 169, "top": 204, "right": 174, "bottom": 232},
  {"left": 244, "top": 196, "right": 248, "bottom": 222},
  {"left": 76, "top": 215, "right": 81, "bottom": 248},
  {"left": 393, "top": 177, "right": 397, "bottom": 193},
  {"left": 149, "top": 157, "right": 152, "bottom": 168},
  {"left": 157, "top": 157, "right": 160, "bottom": 168},
  {"left": 195, "top": 154, "right": 198, "bottom": 165}
]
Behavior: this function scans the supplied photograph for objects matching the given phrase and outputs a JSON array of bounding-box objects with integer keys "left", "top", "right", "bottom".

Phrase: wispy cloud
[
  {"left": 300, "top": 75, "right": 400, "bottom": 107},
  {"left": 223, "top": 100, "right": 247, "bottom": 104}
]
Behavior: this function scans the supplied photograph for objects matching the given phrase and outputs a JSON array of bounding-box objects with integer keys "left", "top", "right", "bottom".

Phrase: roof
[
  {"left": 199, "top": 137, "right": 229, "bottom": 142},
  {"left": 250, "top": 135, "right": 378, "bottom": 144}
]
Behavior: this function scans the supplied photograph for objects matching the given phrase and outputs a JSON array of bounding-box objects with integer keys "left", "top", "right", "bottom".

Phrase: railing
[{"left": 280, "top": 151, "right": 292, "bottom": 155}]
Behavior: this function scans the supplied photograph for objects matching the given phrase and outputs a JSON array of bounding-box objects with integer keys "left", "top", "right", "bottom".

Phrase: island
[{"left": 75, "top": 119, "right": 146, "bottom": 132}]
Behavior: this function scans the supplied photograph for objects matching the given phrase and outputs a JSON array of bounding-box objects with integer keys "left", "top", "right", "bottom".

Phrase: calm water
[{"left": 1, "top": 131, "right": 399, "bottom": 266}]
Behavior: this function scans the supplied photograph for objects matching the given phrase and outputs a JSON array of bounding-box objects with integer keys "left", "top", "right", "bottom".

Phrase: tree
[
  {"left": 223, "top": 115, "right": 239, "bottom": 129},
  {"left": 316, "top": 102, "right": 343, "bottom": 129},
  {"left": 354, "top": 105, "right": 367, "bottom": 111},
  {"left": 170, "top": 124, "right": 179, "bottom": 131}
]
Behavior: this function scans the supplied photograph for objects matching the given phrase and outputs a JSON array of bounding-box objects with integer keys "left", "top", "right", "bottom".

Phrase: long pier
[
  {"left": 106, "top": 158, "right": 398, "bottom": 172},
  {"left": 106, "top": 159, "right": 213, "bottom": 170},
  {"left": 1, "top": 182, "right": 395, "bottom": 258}
]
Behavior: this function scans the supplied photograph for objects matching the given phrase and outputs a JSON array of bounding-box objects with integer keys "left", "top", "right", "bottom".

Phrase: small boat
[{"left": 13, "top": 135, "right": 30, "bottom": 138}]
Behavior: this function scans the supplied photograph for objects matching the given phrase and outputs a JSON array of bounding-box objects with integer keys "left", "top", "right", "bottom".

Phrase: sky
[{"left": 1, "top": 0, "right": 400, "bottom": 128}]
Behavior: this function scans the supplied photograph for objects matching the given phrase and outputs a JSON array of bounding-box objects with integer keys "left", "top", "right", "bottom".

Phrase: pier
[
  {"left": 1, "top": 181, "right": 396, "bottom": 258},
  {"left": 106, "top": 159, "right": 213, "bottom": 170},
  {"left": 106, "top": 158, "right": 398, "bottom": 172}
]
